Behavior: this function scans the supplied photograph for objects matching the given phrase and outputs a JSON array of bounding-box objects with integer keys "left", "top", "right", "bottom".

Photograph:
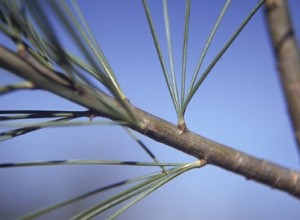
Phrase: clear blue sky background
[{"left": 1, "top": 1, "right": 300, "bottom": 219}]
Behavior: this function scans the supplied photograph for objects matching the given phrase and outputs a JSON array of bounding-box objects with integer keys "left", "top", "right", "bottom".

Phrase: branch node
[
  {"left": 233, "top": 152, "right": 243, "bottom": 170},
  {"left": 140, "top": 118, "right": 150, "bottom": 135},
  {"left": 88, "top": 111, "right": 97, "bottom": 121},
  {"left": 290, "top": 170, "right": 300, "bottom": 190},
  {"left": 197, "top": 159, "right": 207, "bottom": 167},
  {"left": 265, "top": 0, "right": 278, "bottom": 13},
  {"left": 272, "top": 176, "right": 281, "bottom": 188},
  {"left": 287, "top": 81, "right": 300, "bottom": 96},
  {"left": 177, "top": 121, "right": 187, "bottom": 132},
  {"left": 17, "top": 42, "right": 26, "bottom": 57}
]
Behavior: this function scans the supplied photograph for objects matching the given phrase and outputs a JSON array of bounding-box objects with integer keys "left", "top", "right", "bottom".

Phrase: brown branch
[
  {"left": 1, "top": 45, "right": 300, "bottom": 198},
  {"left": 264, "top": 0, "right": 300, "bottom": 154}
]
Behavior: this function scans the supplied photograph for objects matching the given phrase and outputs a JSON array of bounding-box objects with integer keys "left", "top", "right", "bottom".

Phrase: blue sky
[{"left": 1, "top": 1, "right": 300, "bottom": 219}]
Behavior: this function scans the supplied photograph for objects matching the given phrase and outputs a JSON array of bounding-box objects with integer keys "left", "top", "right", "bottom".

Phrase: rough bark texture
[
  {"left": 265, "top": 0, "right": 300, "bottom": 154},
  {"left": 1, "top": 45, "right": 300, "bottom": 199}
]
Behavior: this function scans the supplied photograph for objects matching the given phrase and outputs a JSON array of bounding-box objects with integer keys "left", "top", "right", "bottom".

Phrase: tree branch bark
[
  {"left": 1, "top": 45, "right": 300, "bottom": 199},
  {"left": 264, "top": 0, "right": 300, "bottom": 154}
]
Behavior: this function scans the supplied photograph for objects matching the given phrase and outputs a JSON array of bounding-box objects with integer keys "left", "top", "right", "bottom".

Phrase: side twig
[{"left": 265, "top": 0, "right": 300, "bottom": 155}]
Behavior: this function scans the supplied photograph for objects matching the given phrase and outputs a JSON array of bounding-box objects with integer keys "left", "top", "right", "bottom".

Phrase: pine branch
[
  {"left": 1, "top": 45, "right": 300, "bottom": 199},
  {"left": 264, "top": 0, "right": 300, "bottom": 155}
]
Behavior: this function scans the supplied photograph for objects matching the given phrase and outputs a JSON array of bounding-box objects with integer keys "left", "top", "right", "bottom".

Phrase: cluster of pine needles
[{"left": 0, "top": 0, "right": 264, "bottom": 218}]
